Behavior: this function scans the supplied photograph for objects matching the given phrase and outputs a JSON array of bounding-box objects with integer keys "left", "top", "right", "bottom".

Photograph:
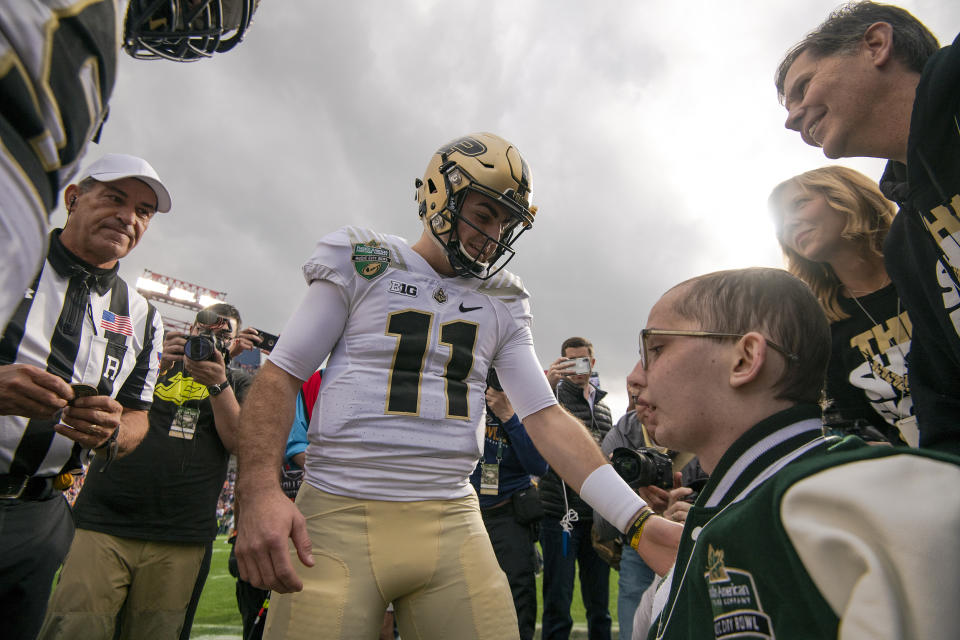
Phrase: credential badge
[{"left": 351, "top": 240, "right": 391, "bottom": 280}]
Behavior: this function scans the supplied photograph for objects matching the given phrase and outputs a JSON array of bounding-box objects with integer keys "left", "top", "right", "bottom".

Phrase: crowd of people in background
[
  {"left": 217, "top": 471, "right": 238, "bottom": 534},
  {"left": 2, "top": 2, "right": 960, "bottom": 640}
]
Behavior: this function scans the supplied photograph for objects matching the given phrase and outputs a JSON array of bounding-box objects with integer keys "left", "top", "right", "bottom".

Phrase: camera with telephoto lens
[
  {"left": 610, "top": 447, "right": 674, "bottom": 490},
  {"left": 184, "top": 309, "right": 232, "bottom": 362}
]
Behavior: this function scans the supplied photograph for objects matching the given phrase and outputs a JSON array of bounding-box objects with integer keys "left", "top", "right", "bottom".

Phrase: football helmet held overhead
[
  {"left": 416, "top": 133, "right": 536, "bottom": 280},
  {"left": 123, "top": 0, "right": 256, "bottom": 61}
]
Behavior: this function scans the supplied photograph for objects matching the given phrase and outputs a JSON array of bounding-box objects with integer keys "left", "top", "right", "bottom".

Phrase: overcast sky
[{"left": 53, "top": 0, "right": 960, "bottom": 417}]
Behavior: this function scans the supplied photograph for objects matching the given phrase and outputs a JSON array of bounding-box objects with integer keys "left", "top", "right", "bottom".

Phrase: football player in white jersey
[{"left": 235, "top": 133, "right": 683, "bottom": 640}]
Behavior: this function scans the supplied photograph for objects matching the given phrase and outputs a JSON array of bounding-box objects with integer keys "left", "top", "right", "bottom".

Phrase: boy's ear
[{"left": 729, "top": 332, "right": 768, "bottom": 389}]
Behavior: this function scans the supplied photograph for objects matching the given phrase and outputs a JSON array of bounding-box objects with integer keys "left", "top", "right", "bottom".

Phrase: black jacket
[
  {"left": 879, "top": 30, "right": 960, "bottom": 454},
  {"left": 539, "top": 379, "right": 612, "bottom": 520}
]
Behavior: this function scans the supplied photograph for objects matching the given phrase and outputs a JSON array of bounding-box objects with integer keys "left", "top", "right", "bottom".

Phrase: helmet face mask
[
  {"left": 417, "top": 133, "right": 536, "bottom": 280},
  {"left": 123, "top": 0, "right": 256, "bottom": 62}
]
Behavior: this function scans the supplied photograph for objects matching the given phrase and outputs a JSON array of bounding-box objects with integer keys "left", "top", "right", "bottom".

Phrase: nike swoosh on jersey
[{"left": 459, "top": 302, "right": 483, "bottom": 312}]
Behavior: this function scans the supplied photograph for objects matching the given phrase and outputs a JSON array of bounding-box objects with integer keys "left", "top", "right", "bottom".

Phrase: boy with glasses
[{"left": 629, "top": 267, "right": 960, "bottom": 639}]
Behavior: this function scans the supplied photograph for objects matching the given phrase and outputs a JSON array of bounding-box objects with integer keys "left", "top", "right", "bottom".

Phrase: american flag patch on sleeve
[{"left": 102, "top": 310, "right": 134, "bottom": 336}]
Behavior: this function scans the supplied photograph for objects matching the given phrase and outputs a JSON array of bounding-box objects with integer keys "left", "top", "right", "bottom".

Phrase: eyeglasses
[{"left": 638, "top": 329, "right": 800, "bottom": 370}]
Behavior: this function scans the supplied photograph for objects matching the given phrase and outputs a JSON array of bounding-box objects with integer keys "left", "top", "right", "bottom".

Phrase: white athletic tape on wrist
[{"left": 579, "top": 464, "right": 647, "bottom": 532}]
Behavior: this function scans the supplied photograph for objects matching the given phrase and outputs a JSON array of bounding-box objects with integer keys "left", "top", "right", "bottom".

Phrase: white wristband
[{"left": 579, "top": 463, "right": 647, "bottom": 533}]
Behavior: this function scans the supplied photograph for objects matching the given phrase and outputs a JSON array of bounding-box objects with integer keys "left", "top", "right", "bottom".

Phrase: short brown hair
[
  {"left": 669, "top": 268, "right": 830, "bottom": 405},
  {"left": 561, "top": 336, "right": 593, "bottom": 357},
  {"left": 201, "top": 302, "right": 242, "bottom": 329},
  {"left": 769, "top": 165, "right": 896, "bottom": 322},
  {"left": 775, "top": 1, "right": 938, "bottom": 101}
]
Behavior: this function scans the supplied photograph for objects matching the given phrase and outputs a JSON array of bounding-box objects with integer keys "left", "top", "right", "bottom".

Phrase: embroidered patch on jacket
[
  {"left": 351, "top": 241, "right": 391, "bottom": 280},
  {"left": 705, "top": 545, "right": 773, "bottom": 639},
  {"left": 388, "top": 280, "right": 418, "bottom": 298}
]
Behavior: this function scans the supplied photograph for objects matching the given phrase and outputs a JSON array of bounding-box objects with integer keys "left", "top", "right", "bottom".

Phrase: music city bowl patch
[
  {"left": 352, "top": 241, "right": 391, "bottom": 280},
  {"left": 704, "top": 545, "right": 773, "bottom": 639}
]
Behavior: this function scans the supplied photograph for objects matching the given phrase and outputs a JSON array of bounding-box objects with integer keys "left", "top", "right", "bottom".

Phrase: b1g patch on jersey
[
  {"left": 352, "top": 241, "right": 391, "bottom": 280},
  {"left": 704, "top": 545, "right": 773, "bottom": 639},
  {"left": 388, "top": 280, "right": 418, "bottom": 298}
]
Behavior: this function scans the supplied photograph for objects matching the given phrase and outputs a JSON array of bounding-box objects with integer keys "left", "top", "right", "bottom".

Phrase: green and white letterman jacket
[{"left": 649, "top": 404, "right": 960, "bottom": 640}]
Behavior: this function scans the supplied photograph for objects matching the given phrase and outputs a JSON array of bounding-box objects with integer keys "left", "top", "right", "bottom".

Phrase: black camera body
[
  {"left": 184, "top": 309, "right": 232, "bottom": 362},
  {"left": 611, "top": 446, "right": 674, "bottom": 490},
  {"left": 184, "top": 334, "right": 219, "bottom": 361}
]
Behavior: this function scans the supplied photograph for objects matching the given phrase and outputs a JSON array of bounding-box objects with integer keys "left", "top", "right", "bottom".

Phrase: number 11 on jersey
[{"left": 385, "top": 310, "right": 479, "bottom": 420}]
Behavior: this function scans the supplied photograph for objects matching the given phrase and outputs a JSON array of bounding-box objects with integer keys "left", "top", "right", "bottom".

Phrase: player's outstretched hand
[{"left": 236, "top": 488, "right": 314, "bottom": 593}]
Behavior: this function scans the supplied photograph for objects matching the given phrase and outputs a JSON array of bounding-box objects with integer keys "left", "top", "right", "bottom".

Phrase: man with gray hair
[
  {"left": 630, "top": 267, "right": 960, "bottom": 639},
  {"left": 775, "top": 1, "right": 960, "bottom": 454}
]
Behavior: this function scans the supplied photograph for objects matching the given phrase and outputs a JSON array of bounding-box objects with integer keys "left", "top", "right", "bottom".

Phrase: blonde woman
[{"left": 770, "top": 166, "right": 915, "bottom": 445}]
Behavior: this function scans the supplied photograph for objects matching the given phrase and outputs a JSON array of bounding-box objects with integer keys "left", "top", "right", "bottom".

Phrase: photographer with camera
[
  {"left": 39, "top": 303, "right": 254, "bottom": 640},
  {"left": 540, "top": 337, "right": 614, "bottom": 640},
  {"left": 468, "top": 369, "right": 547, "bottom": 640}
]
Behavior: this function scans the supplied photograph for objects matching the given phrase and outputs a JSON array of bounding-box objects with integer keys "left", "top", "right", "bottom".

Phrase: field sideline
[{"left": 191, "top": 535, "right": 625, "bottom": 639}]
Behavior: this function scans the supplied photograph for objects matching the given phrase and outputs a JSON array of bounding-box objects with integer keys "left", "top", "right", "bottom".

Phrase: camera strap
[{"left": 558, "top": 479, "right": 579, "bottom": 557}]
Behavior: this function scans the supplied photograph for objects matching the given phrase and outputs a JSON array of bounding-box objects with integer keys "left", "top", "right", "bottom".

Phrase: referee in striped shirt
[{"left": 0, "top": 153, "right": 168, "bottom": 640}]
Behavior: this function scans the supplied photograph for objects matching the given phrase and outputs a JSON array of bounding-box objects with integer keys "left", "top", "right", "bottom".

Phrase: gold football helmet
[{"left": 416, "top": 133, "right": 536, "bottom": 279}]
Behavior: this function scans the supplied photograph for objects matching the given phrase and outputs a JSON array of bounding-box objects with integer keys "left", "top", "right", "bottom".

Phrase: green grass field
[{"left": 190, "top": 536, "right": 624, "bottom": 639}]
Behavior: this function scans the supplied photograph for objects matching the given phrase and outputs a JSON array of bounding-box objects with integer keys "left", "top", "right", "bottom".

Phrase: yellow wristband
[{"left": 627, "top": 507, "right": 655, "bottom": 550}]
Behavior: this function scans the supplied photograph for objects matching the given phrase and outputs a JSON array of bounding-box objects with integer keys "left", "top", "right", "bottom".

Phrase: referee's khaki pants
[{"left": 265, "top": 484, "right": 520, "bottom": 640}]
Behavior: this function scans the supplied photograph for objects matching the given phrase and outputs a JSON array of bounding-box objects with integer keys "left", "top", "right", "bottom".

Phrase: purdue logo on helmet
[
  {"left": 123, "top": 0, "right": 258, "bottom": 62},
  {"left": 416, "top": 133, "right": 537, "bottom": 280}
]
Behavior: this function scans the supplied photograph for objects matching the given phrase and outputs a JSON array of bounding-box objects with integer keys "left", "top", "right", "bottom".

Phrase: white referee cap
[{"left": 81, "top": 153, "right": 172, "bottom": 213}]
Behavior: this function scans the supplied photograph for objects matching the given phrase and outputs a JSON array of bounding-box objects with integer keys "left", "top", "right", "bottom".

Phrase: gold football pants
[{"left": 264, "top": 484, "right": 520, "bottom": 640}]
